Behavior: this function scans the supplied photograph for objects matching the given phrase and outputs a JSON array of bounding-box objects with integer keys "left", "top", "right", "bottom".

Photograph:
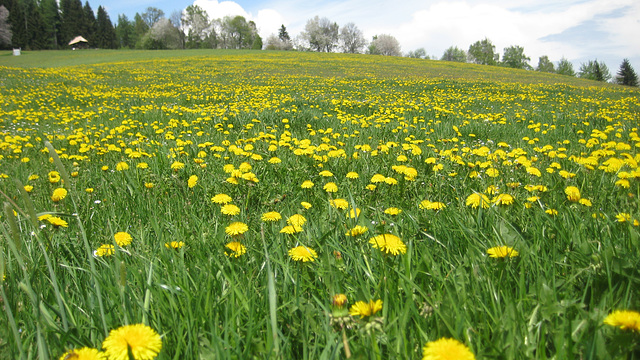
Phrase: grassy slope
[{"left": 0, "top": 49, "right": 612, "bottom": 88}]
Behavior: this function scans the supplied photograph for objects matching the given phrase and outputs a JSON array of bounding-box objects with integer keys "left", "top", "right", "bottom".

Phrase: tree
[
  {"left": 141, "top": 7, "right": 164, "bottom": 28},
  {"left": 132, "top": 13, "right": 148, "bottom": 49},
  {"left": 40, "top": 0, "right": 60, "bottom": 49},
  {"left": 501, "top": 45, "right": 531, "bottom": 69},
  {"left": 116, "top": 14, "right": 134, "bottom": 48},
  {"left": 0, "top": 5, "right": 10, "bottom": 46},
  {"left": 406, "top": 48, "right": 427, "bottom": 59},
  {"left": 278, "top": 24, "right": 289, "bottom": 42},
  {"left": 615, "top": 59, "right": 638, "bottom": 87},
  {"left": 265, "top": 33, "right": 291, "bottom": 50},
  {"left": 556, "top": 58, "right": 575, "bottom": 76},
  {"left": 221, "top": 15, "right": 259, "bottom": 49},
  {"left": 60, "top": 0, "right": 84, "bottom": 45},
  {"left": 536, "top": 56, "right": 555, "bottom": 73},
  {"left": 301, "top": 16, "right": 339, "bottom": 52},
  {"left": 441, "top": 46, "right": 467, "bottom": 62},
  {"left": 144, "top": 17, "right": 181, "bottom": 49},
  {"left": 339, "top": 22, "right": 366, "bottom": 54},
  {"left": 468, "top": 38, "right": 498, "bottom": 65},
  {"left": 182, "top": 5, "right": 209, "bottom": 49},
  {"left": 82, "top": 2, "right": 96, "bottom": 44},
  {"left": 169, "top": 10, "right": 185, "bottom": 49},
  {"left": 578, "top": 59, "right": 611, "bottom": 82},
  {"left": 95, "top": 6, "right": 116, "bottom": 48},
  {"left": 367, "top": 34, "right": 401, "bottom": 56}
]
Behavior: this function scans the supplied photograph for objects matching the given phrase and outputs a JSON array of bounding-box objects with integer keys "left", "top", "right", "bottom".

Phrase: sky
[{"left": 100, "top": 0, "right": 640, "bottom": 73}]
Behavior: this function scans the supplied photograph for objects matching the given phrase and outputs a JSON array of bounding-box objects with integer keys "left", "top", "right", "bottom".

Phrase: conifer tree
[{"left": 615, "top": 59, "right": 638, "bottom": 87}]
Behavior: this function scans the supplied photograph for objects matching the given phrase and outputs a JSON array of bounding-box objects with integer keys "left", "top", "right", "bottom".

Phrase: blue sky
[{"left": 98, "top": 0, "right": 640, "bottom": 73}]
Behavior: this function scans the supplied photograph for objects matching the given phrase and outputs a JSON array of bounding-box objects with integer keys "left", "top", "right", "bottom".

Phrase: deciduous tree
[
  {"left": 339, "top": 22, "right": 366, "bottom": 54},
  {"left": 301, "top": 16, "right": 339, "bottom": 52},
  {"left": 501, "top": 45, "right": 531, "bottom": 69},
  {"left": 556, "top": 57, "right": 575, "bottom": 76},
  {"left": 468, "top": 38, "right": 498, "bottom": 65},
  {"left": 579, "top": 59, "right": 611, "bottom": 82},
  {"left": 441, "top": 46, "right": 466, "bottom": 62},
  {"left": 368, "top": 34, "right": 401, "bottom": 56},
  {"left": 536, "top": 55, "right": 555, "bottom": 73},
  {"left": 0, "top": 5, "right": 11, "bottom": 46}
]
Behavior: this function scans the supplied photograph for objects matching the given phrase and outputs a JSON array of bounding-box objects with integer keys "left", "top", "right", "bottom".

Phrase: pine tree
[
  {"left": 615, "top": 59, "right": 638, "bottom": 87},
  {"left": 95, "top": 6, "right": 116, "bottom": 48},
  {"left": 116, "top": 14, "right": 134, "bottom": 48},
  {"left": 60, "top": 0, "right": 84, "bottom": 45},
  {"left": 40, "top": 0, "right": 61, "bottom": 49},
  {"left": 82, "top": 1, "right": 96, "bottom": 44}
]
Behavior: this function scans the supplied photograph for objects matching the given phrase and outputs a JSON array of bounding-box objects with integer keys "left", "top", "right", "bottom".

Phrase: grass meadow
[{"left": 0, "top": 49, "right": 640, "bottom": 359}]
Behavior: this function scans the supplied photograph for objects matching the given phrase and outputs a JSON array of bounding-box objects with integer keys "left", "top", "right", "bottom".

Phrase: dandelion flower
[
  {"left": 603, "top": 310, "right": 640, "bottom": 331},
  {"left": 370, "top": 174, "right": 386, "bottom": 183},
  {"left": 47, "top": 216, "right": 68, "bottom": 227},
  {"left": 365, "top": 184, "right": 377, "bottom": 191},
  {"left": 369, "top": 234, "right": 407, "bottom": 255},
  {"left": 287, "top": 214, "right": 307, "bottom": 227},
  {"left": 261, "top": 211, "right": 282, "bottom": 222},
  {"left": 333, "top": 294, "right": 348, "bottom": 307},
  {"left": 330, "top": 199, "right": 349, "bottom": 210},
  {"left": 492, "top": 194, "right": 514, "bottom": 206},
  {"left": 485, "top": 168, "right": 500, "bottom": 177},
  {"left": 616, "top": 213, "right": 631, "bottom": 222},
  {"left": 465, "top": 193, "right": 490, "bottom": 209},
  {"left": 268, "top": 157, "right": 281, "bottom": 164},
  {"left": 51, "top": 188, "right": 68, "bottom": 202},
  {"left": 225, "top": 241, "right": 246, "bottom": 258},
  {"left": 86, "top": 188, "right": 94, "bottom": 193},
  {"left": 280, "top": 225, "right": 303, "bottom": 234},
  {"left": 324, "top": 182, "right": 338, "bottom": 193},
  {"left": 301, "top": 180, "right": 314, "bottom": 189},
  {"left": 545, "top": 209, "right": 558, "bottom": 216},
  {"left": 95, "top": 244, "right": 115, "bottom": 257},
  {"left": 487, "top": 246, "right": 519, "bottom": 258},
  {"left": 221, "top": 204, "right": 241, "bottom": 216},
  {"left": 187, "top": 175, "right": 198, "bottom": 188},
  {"left": 384, "top": 207, "right": 402, "bottom": 215},
  {"left": 164, "top": 241, "right": 185, "bottom": 249},
  {"left": 116, "top": 162, "right": 129, "bottom": 171},
  {"left": 346, "top": 225, "right": 368, "bottom": 237},
  {"left": 114, "top": 232, "right": 132, "bottom": 247},
  {"left": 615, "top": 179, "right": 630, "bottom": 188},
  {"left": 288, "top": 245, "right": 318, "bottom": 262},
  {"left": 422, "top": 338, "right": 475, "bottom": 360},
  {"left": 24, "top": 185, "right": 33, "bottom": 192},
  {"left": 144, "top": 182, "right": 155, "bottom": 189},
  {"left": 349, "top": 299, "right": 383, "bottom": 318},
  {"left": 319, "top": 170, "right": 334, "bottom": 177},
  {"left": 58, "top": 347, "right": 106, "bottom": 360},
  {"left": 384, "top": 177, "right": 398, "bottom": 185},
  {"left": 137, "top": 162, "right": 149, "bottom": 169},
  {"left": 564, "top": 186, "right": 581, "bottom": 202},
  {"left": 211, "top": 193, "right": 233, "bottom": 204},
  {"left": 346, "top": 208, "right": 361, "bottom": 219},
  {"left": 48, "top": 171, "right": 61, "bottom": 183},
  {"left": 102, "top": 324, "right": 162, "bottom": 360},
  {"left": 301, "top": 201, "right": 312, "bottom": 209},
  {"left": 170, "top": 161, "right": 184, "bottom": 170},
  {"left": 225, "top": 222, "right": 248, "bottom": 236},
  {"left": 346, "top": 172, "right": 359, "bottom": 179}
]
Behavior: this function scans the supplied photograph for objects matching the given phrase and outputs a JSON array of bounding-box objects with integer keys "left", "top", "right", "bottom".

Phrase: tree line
[{"left": 0, "top": 2, "right": 636, "bottom": 87}]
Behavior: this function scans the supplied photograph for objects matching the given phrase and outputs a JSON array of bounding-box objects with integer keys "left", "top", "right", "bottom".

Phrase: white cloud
[{"left": 193, "top": 0, "right": 250, "bottom": 20}]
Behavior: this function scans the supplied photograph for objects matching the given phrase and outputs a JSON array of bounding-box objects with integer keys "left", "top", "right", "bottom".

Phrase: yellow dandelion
[
  {"left": 86, "top": 188, "right": 94, "bottom": 193},
  {"left": 187, "top": 175, "right": 198, "bottom": 188},
  {"left": 280, "top": 225, "right": 303, "bottom": 234},
  {"left": 287, "top": 214, "right": 307, "bottom": 227},
  {"left": 116, "top": 162, "right": 129, "bottom": 171},
  {"left": 288, "top": 245, "right": 318, "bottom": 262},
  {"left": 137, "top": 162, "right": 149, "bottom": 169},
  {"left": 384, "top": 177, "right": 398, "bottom": 185},
  {"left": 225, "top": 241, "right": 247, "bottom": 258},
  {"left": 211, "top": 193, "right": 233, "bottom": 204},
  {"left": 268, "top": 157, "right": 282, "bottom": 164},
  {"left": 47, "top": 216, "right": 68, "bottom": 228},
  {"left": 545, "top": 209, "right": 558, "bottom": 216},
  {"left": 261, "top": 211, "right": 282, "bottom": 222},
  {"left": 422, "top": 338, "right": 475, "bottom": 360},
  {"left": 59, "top": 347, "right": 106, "bottom": 360},
  {"left": 487, "top": 246, "right": 519, "bottom": 258},
  {"left": 301, "top": 201, "right": 312, "bottom": 209},
  {"left": 301, "top": 180, "right": 314, "bottom": 189},
  {"left": 579, "top": 198, "right": 592, "bottom": 207},
  {"left": 346, "top": 172, "right": 359, "bottom": 179},
  {"left": 370, "top": 174, "right": 386, "bottom": 183},
  {"left": 616, "top": 213, "right": 631, "bottom": 222},
  {"left": 485, "top": 168, "right": 499, "bottom": 177},
  {"left": 346, "top": 225, "right": 368, "bottom": 237},
  {"left": 465, "top": 193, "right": 490, "bottom": 209},
  {"left": 164, "top": 241, "right": 185, "bottom": 249},
  {"left": 170, "top": 161, "right": 185, "bottom": 170},
  {"left": 564, "top": 186, "right": 581, "bottom": 202},
  {"left": 24, "top": 185, "right": 34, "bottom": 193},
  {"left": 365, "top": 184, "right": 377, "bottom": 191},
  {"left": 492, "top": 194, "right": 514, "bottom": 206},
  {"left": 95, "top": 244, "right": 115, "bottom": 257},
  {"left": 333, "top": 294, "right": 348, "bottom": 307},
  {"left": 603, "top": 310, "right": 640, "bottom": 331},
  {"left": 323, "top": 182, "right": 338, "bottom": 193},
  {"left": 346, "top": 207, "right": 361, "bottom": 219},
  {"left": 319, "top": 170, "right": 334, "bottom": 177},
  {"left": 615, "top": 179, "right": 630, "bottom": 188},
  {"left": 330, "top": 199, "right": 349, "bottom": 210},
  {"left": 102, "top": 324, "right": 162, "bottom": 360},
  {"left": 144, "top": 182, "right": 155, "bottom": 189},
  {"left": 369, "top": 234, "right": 407, "bottom": 255},
  {"left": 48, "top": 171, "right": 61, "bottom": 183},
  {"left": 384, "top": 207, "right": 402, "bottom": 215},
  {"left": 114, "top": 232, "right": 132, "bottom": 247},
  {"left": 221, "top": 204, "right": 241, "bottom": 216},
  {"left": 225, "top": 222, "right": 248, "bottom": 236},
  {"left": 349, "top": 299, "right": 383, "bottom": 318},
  {"left": 51, "top": 188, "right": 68, "bottom": 202}
]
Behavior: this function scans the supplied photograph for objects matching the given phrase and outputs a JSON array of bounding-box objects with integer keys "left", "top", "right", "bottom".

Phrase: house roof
[{"left": 69, "top": 36, "right": 88, "bottom": 45}]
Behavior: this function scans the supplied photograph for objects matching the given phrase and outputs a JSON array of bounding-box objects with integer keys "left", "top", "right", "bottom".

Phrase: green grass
[{"left": 0, "top": 50, "right": 639, "bottom": 359}]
